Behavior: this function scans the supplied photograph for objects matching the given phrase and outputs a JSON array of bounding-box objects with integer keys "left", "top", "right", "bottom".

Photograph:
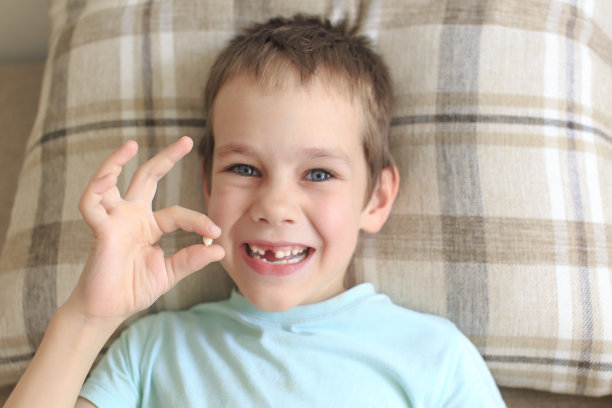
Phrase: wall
[{"left": 0, "top": 0, "right": 50, "bottom": 63}]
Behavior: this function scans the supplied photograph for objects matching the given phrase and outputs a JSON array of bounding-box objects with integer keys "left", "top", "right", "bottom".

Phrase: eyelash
[
  {"left": 227, "top": 164, "right": 334, "bottom": 182},
  {"left": 305, "top": 169, "right": 333, "bottom": 182},
  {"left": 228, "top": 164, "right": 260, "bottom": 177}
]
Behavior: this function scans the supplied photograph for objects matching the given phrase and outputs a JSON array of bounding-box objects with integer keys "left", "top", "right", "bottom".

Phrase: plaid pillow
[{"left": 1, "top": 0, "right": 610, "bottom": 397}]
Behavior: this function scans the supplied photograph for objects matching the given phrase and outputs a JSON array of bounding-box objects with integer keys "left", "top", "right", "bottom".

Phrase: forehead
[
  {"left": 220, "top": 58, "right": 361, "bottom": 106},
  {"left": 212, "top": 73, "right": 365, "bottom": 160}
]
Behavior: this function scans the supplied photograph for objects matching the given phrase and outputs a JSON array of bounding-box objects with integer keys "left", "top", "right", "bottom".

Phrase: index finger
[
  {"left": 124, "top": 136, "right": 193, "bottom": 202},
  {"left": 91, "top": 140, "right": 139, "bottom": 181}
]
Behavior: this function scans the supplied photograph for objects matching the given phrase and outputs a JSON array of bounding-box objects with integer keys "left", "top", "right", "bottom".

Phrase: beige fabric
[
  {"left": 0, "top": 0, "right": 611, "bottom": 397},
  {"left": 0, "top": 63, "right": 44, "bottom": 251}
]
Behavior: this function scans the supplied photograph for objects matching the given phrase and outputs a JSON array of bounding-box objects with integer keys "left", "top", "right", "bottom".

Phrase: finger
[
  {"left": 154, "top": 205, "right": 222, "bottom": 239},
  {"left": 99, "top": 185, "right": 123, "bottom": 209},
  {"left": 92, "top": 140, "right": 139, "bottom": 181},
  {"left": 124, "top": 136, "right": 193, "bottom": 202},
  {"left": 79, "top": 173, "right": 118, "bottom": 229},
  {"left": 165, "top": 244, "right": 225, "bottom": 285}
]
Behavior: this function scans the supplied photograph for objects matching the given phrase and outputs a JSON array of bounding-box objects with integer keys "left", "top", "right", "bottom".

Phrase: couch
[{"left": 1, "top": 1, "right": 611, "bottom": 406}]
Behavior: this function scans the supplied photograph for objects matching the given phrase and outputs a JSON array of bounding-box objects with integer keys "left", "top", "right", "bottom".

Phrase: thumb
[{"left": 165, "top": 244, "right": 225, "bottom": 285}]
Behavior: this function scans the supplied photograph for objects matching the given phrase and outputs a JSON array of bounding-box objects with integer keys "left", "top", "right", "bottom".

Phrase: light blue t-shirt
[{"left": 80, "top": 283, "right": 505, "bottom": 407}]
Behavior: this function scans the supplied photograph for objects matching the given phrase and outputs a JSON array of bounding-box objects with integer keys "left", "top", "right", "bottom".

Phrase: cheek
[
  {"left": 310, "top": 191, "right": 363, "bottom": 242},
  {"left": 206, "top": 186, "right": 243, "bottom": 231}
]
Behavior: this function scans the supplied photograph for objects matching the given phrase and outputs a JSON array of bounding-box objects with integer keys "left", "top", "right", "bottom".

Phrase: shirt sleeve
[
  {"left": 437, "top": 330, "right": 506, "bottom": 408},
  {"left": 79, "top": 326, "right": 142, "bottom": 408}
]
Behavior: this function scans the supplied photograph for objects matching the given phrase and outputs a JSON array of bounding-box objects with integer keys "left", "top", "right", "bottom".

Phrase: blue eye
[
  {"left": 230, "top": 164, "right": 260, "bottom": 177},
  {"left": 306, "top": 169, "right": 332, "bottom": 182}
]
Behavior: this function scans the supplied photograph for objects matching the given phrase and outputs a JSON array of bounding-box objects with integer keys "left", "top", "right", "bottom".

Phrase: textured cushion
[{"left": 1, "top": 0, "right": 611, "bottom": 397}]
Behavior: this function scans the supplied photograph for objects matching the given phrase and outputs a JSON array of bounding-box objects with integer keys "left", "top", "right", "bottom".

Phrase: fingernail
[{"left": 208, "top": 224, "right": 222, "bottom": 236}]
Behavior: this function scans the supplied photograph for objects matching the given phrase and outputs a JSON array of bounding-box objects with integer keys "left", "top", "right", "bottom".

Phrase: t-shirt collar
[{"left": 228, "top": 283, "right": 376, "bottom": 325}]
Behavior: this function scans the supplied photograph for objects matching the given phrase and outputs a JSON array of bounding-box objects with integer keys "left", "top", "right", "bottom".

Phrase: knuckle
[
  {"left": 78, "top": 199, "right": 86, "bottom": 214},
  {"left": 78, "top": 191, "right": 91, "bottom": 212},
  {"left": 168, "top": 205, "right": 182, "bottom": 214},
  {"left": 133, "top": 164, "right": 156, "bottom": 180},
  {"left": 131, "top": 167, "right": 147, "bottom": 180}
]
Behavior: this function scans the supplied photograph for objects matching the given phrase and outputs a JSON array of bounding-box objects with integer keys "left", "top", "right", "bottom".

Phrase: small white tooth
[
  {"left": 249, "top": 244, "right": 265, "bottom": 256},
  {"left": 284, "top": 250, "right": 292, "bottom": 257},
  {"left": 275, "top": 250, "right": 285, "bottom": 259},
  {"left": 203, "top": 237, "right": 213, "bottom": 246}
]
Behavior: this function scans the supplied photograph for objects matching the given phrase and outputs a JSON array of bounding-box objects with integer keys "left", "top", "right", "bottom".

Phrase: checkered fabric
[{"left": 1, "top": 0, "right": 610, "bottom": 396}]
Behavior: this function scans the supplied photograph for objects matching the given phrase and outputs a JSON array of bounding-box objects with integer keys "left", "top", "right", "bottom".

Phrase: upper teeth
[
  {"left": 249, "top": 244, "right": 307, "bottom": 259},
  {"left": 250, "top": 245, "right": 266, "bottom": 256}
]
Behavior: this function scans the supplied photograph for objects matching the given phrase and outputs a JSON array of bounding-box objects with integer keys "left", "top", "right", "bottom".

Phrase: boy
[{"left": 7, "top": 15, "right": 505, "bottom": 407}]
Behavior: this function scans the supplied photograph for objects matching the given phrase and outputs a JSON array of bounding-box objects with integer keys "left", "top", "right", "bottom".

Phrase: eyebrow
[
  {"left": 301, "top": 147, "right": 352, "bottom": 165},
  {"left": 215, "top": 143, "right": 257, "bottom": 158},
  {"left": 216, "top": 143, "right": 352, "bottom": 165}
]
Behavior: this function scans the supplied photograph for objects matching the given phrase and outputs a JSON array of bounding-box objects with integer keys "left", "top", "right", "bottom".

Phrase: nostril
[
  {"left": 250, "top": 186, "right": 301, "bottom": 225},
  {"left": 252, "top": 207, "right": 299, "bottom": 225}
]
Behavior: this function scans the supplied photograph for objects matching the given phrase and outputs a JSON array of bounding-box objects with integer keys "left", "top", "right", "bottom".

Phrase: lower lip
[{"left": 240, "top": 245, "right": 313, "bottom": 277}]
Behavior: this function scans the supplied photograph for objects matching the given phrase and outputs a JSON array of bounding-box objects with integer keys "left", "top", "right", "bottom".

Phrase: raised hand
[{"left": 66, "top": 136, "right": 224, "bottom": 325}]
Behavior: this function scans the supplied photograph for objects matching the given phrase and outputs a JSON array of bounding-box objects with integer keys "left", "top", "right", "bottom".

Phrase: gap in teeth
[{"left": 248, "top": 244, "right": 308, "bottom": 263}]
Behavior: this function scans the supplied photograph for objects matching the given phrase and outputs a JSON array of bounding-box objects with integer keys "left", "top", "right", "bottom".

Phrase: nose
[{"left": 250, "top": 177, "right": 301, "bottom": 225}]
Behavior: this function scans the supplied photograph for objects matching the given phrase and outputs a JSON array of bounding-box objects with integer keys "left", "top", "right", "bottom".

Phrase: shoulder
[
  {"left": 336, "top": 291, "right": 467, "bottom": 366},
  {"left": 351, "top": 292, "right": 478, "bottom": 368},
  {"left": 98, "top": 299, "right": 236, "bottom": 376},
  {"left": 116, "top": 298, "right": 233, "bottom": 345},
  {"left": 357, "top": 294, "right": 505, "bottom": 405},
  {"left": 368, "top": 299, "right": 505, "bottom": 405},
  {"left": 354, "top": 291, "right": 461, "bottom": 340},
  {"left": 121, "top": 308, "right": 195, "bottom": 335}
]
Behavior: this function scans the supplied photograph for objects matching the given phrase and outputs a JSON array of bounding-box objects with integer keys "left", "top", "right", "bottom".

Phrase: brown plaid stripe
[{"left": 1, "top": 0, "right": 610, "bottom": 397}]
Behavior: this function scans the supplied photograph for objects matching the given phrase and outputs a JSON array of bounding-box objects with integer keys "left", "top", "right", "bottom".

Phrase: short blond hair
[{"left": 198, "top": 14, "right": 395, "bottom": 198}]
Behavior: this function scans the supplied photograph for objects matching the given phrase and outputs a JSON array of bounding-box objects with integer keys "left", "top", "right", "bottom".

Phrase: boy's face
[{"left": 205, "top": 74, "right": 380, "bottom": 312}]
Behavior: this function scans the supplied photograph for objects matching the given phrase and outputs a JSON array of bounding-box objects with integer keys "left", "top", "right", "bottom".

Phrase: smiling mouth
[{"left": 245, "top": 243, "right": 311, "bottom": 265}]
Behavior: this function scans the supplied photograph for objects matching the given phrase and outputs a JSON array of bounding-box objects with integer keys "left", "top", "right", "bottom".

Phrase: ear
[
  {"left": 359, "top": 166, "right": 400, "bottom": 233},
  {"left": 201, "top": 158, "right": 211, "bottom": 205}
]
